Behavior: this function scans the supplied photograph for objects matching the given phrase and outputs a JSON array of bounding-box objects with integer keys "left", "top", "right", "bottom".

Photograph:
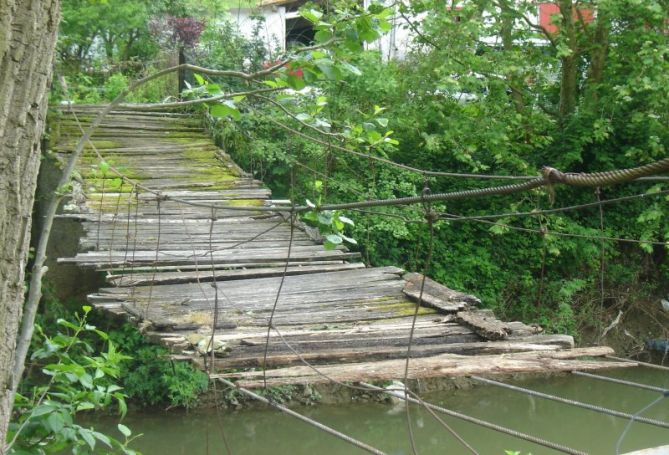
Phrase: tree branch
[{"left": 111, "top": 86, "right": 285, "bottom": 110}]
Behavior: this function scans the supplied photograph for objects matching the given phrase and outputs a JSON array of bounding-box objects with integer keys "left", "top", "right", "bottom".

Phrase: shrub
[
  {"left": 108, "top": 324, "right": 209, "bottom": 409},
  {"left": 8, "top": 306, "right": 139, "bottom": 455}
]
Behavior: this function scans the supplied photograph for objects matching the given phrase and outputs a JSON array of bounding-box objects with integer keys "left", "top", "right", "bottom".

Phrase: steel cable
[
  {"left": 471, "top": 376, "right": 669, "bottom": 429},
  {"left": 217, "top": 378, "right": 388, "bottom": 455},
  {"left": 360, "top": 382, "right": 588, "bottom": 455},
  {"left": 572, "top": 371, "right": 669, "bottom": 394}
]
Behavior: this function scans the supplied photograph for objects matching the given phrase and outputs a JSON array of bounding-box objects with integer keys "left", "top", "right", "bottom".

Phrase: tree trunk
[
  {"left": 178, "top": 47, "right": 187, "bottom": 97},
  {"left": 498, "top": 0, "right": 525, "bottom": 114},
  {"left": 0, "top": 0, "right": 60, "bottom": 450},
  {"left": 558, "top": 0, "right": 578, "bottom": 119},
  {"left": 585, "top": 12, "right": 610, "bottom": 103}
]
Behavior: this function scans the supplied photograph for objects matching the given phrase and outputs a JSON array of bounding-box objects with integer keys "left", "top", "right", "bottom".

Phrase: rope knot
[
  {"left": 424, "top": 210, "right": 438, "bottom": 224},
  {"left": 541, "top": 166, "right": 564, "bottom": 183}
]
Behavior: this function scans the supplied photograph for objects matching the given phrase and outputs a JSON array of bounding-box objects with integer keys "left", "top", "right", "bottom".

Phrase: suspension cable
[
  {"left": 360, "top": 382, "right": 588, "bottom": 455},
  {"left": 572, "top": 371, "right": 669, "bottom": 394},
  {"left": 217, "top": 378, "right": 388, "bottom": 455},
  {"left": 605, "top": 355, "right": 669, "bottom": 372},
  {"left": 471, "top": 376, "right": 669, "bottom": 429}
]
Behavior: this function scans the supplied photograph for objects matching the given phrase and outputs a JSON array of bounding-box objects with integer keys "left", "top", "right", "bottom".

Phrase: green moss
[
  {"left": 183, "top": 182, "right": 237, "bottom": 190},
  {"left": 166, "top": 132, "right": 209, "bottom": 140},
  {"left": 376, "top": 301, "right": 437, "bottom": 317},
  {"left": 86, "top": 140, "right": 120, "bottom": 150},
  {"left": 225, "top": 198, "right": 265, "bottom": 207},
  {"left": 86, "top": 184, "right": 137, "bottom": 197},
  {"left": 183, "top": 149, "right": 218, "bottom": 162}
]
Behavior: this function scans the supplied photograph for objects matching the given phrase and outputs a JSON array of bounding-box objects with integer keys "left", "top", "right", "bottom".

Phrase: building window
[{"left": 286, "top": 15, "right": 315, "bottom": 47}]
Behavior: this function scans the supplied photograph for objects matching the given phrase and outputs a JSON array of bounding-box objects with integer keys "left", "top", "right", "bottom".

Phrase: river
[{"left": 88, "top": 367, "right": 668, "bottom": 454}]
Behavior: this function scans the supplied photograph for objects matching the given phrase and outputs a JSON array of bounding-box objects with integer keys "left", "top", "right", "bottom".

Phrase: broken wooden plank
[
  {"left": 403, "top": 272, "right": 481, "bottom": 312},
  {"left": 455, "top": 310, "right": 512, "bottom": 340},
  {"left": 207, "top": 335, "right": 574, "bottom": 369}
]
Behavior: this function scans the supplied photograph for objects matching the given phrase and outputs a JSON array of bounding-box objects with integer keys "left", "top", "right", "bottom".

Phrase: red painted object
[
  {"left": 538, "top": 2, "right": 593, "bottom": 34},
  {"left": 263, "top": 60, "right": 304, "bottom": 79}
]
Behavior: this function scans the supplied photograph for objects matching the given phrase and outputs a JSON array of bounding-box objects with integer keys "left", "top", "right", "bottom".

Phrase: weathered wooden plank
[
  {"left": 213, "top": 347, "right": 628, "bottom": 387},
  {"left": 212, "top": 336, "right": 575, "bottom": 369},
  {"left": 106, "top": 262, "right": 367, "bottom": 286},
  {"left": 58, "top": 245, "right": 362, "bottom": 267},
  {"left": 96, "top": 266, "right": 406, "bottom": 300},
  {"left": 456, "top": 310, "right": 511, "bottom": 340},
  {"left": 403, "top": 272, "right": 481, "bottom": 312}
]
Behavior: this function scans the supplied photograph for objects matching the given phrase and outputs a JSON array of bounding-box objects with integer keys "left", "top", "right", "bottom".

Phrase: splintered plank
[
  {"left": 218, "top": 338, "right": 576, "bottom": 369},
  {"left": 208, "top": 334, "right": 574, "bottom": 369},
  {"left": 143, "top": 319, "right": 571, "bottom": 368},
  {"left": 453, "top": 309, "right": 539, "bottom": 341},
  {"left": 213, "top": 347, "right": 631, "bottom": 388},
  {"left": 402, "top": 272, "right": 481, "bottom": 312},
  {"left": 455, "top": 310, "right": 510, "bottom": 340}
]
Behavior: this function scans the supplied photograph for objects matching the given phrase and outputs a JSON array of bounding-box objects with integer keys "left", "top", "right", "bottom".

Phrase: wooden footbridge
[{"left": 52, "top": 107, "right": 634, "bottom": 389}]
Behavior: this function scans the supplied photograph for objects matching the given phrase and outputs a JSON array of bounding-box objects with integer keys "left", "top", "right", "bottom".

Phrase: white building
[
  {"left": 229, "top": 0, "right": 413, "bottom": 60},
  {"left": 228, "top": 1, "right": 581, "bottom": 61}
]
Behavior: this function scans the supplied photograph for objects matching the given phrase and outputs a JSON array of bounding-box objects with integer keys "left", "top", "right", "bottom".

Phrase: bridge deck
[{"left": 54, "top": 107, "right": 632, "bottom": 386}]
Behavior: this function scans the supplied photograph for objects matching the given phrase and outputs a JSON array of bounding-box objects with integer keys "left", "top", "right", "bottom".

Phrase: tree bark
[
  {"left": 558, "top": 0, "right": 578, "bottom": 119},
  {"left": 0, "top": 0, "right": 60, "bottom": 450},
  {"left": 585, "top": 11, "right": 610, "bottom": 103},
  {"left": 498, "top": 0, "right": 525, "bottom": 114}
]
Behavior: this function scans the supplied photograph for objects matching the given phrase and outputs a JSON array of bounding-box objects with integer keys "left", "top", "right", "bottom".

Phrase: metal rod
[
  {"left": 471, "top": 376, "right": 669, "bottom": 429},
  {"left": 572, "top": 371, "right": 669, "bottom": 394},
  {"left": 216, "top": 378, "right": 388, "bottom": 455},
  {"left": 360, "top": 382, "right": 587, "bottom": 455},
  {"left": 606, "top": 355, "right": 669, "bottom": 372}
]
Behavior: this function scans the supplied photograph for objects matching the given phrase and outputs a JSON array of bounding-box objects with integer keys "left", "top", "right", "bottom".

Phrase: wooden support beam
[{"left": 214, "top": 346, "right": 630, "bottom": 387}]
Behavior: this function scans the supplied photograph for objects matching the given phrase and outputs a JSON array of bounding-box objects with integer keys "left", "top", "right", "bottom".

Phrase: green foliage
[
  {"left": 210, "top": 0, "right": 669, "bottom": 339},
  {"left": 302, "top": 181, "right": 357, "bottom": 249},
  {"left": 103, "top": 74, "right": 130, "bottom": 101},
  {"left": 108, "top": 324, "right": 208, "bottom": 409},
  {"left": 8, "top": 307, "right": 139, "bottom": 455},
  {"left": 50, "top": 0, "right": 669, "bottom": 341},
  {"left": 58, "top": 0, "right": 162, "bottom": 67}
]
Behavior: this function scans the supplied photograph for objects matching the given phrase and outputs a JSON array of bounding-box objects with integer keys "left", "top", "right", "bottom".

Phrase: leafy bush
[
  {"left": 8, "top": 306, "right": 139, "bottom": 455},
  {"left": 108, "top": 324, "right": 208, "bottom": 409},
  {"left": 103, "top": 73, "right": 130, "bottom": 100}
]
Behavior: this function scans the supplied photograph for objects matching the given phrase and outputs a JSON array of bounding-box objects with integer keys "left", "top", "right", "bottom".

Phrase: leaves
[
  {"left": 118, "top": 423, "right": 132, "bottom": 438},
  {"left": 10, "top": 308, "right": 138, "bottom": 454},
  {"left": 210, "top": 101, "right": 241, "bottom": 121},
  {"left": 302, "top": 201, "right": 357, "bottom": 250}
]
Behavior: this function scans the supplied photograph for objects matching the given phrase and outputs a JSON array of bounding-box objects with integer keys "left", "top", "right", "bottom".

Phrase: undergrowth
[
  {"left": 107, "top": 324, "right": 209, "bottom": 409},
  {"left": 34, "top": 285, "right": 209, "bottom": 409}
]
